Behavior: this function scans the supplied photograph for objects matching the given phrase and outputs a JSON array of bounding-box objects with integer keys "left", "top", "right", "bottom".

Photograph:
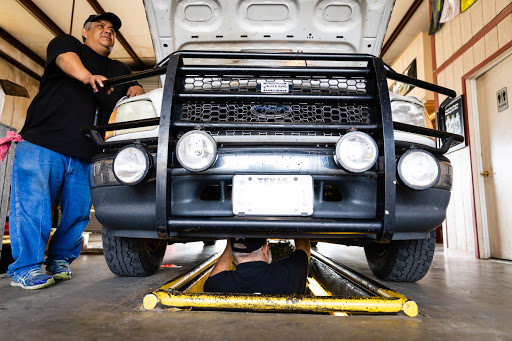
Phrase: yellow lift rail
[{"left": 143, "top": 250, "right": 418, "bottom": 317}]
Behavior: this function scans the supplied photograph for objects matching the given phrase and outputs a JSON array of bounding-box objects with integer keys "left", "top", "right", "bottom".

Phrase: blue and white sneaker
[
  {"left": 46, "top": 258, "right": 72, "bottom": 280},
  {"left": 11, "top": 267, "right": 56, "bottom": 290}
]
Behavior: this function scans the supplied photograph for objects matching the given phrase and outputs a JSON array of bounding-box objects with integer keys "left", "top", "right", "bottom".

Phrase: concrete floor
[{"left": 1, "top": 239, "right": 511, "bottom": 340}]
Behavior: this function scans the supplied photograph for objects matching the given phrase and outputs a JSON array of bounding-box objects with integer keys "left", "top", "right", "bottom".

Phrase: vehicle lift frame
[{"left": 143, "top": 248, "right": 419, "bottom": 317}]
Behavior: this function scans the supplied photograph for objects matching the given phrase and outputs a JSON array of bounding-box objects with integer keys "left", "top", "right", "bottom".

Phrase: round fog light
[
  {"left": 113, "top": 144, "right": 152, "bottom": 185},
  {"left": 335, "top": 131, "right": 378, "bottom": 173},
  {"left": 398, "top": 150, "right": 440, "bottom": 190},
  {"left": 176, "top": 130, "right": 217, "bottom": 172}
]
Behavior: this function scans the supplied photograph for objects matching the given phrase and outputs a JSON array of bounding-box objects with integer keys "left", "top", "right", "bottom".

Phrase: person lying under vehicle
[{"left": 203, "top": 238, "right": 310, "bottom": 295}]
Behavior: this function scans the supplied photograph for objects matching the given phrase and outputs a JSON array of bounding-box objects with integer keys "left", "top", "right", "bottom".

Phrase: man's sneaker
[
  {"left": 11, "top": 268, "right": 55, "bottom": 290},
  {"left": 46, "top": 258, "right": 72, "bottom": 280}
]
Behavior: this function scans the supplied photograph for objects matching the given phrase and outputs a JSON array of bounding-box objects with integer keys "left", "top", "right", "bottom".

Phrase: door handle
[{"left": 480, "top": 171, "right": 489, "bottom": 177}]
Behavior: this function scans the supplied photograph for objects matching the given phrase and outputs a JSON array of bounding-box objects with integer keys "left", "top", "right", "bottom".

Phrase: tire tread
[
  {"left": 102, "top": 231, "right": 166, "bottom": 277},
  {"left": 365, "top": 230, "right": 436, "bottom": 282}
]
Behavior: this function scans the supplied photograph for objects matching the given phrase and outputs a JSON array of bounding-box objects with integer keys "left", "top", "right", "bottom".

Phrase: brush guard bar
[{"left": 83, "top": 51, "right": 463, "bottom": 242}]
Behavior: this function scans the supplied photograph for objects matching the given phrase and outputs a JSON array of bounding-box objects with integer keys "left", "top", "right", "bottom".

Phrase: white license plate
[{"left": 232, "top": 175, "right": 313, "bottom": 216}]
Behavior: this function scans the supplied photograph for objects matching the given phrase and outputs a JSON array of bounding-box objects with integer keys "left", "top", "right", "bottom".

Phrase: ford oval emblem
[{"left": 250, "top": 104, "right": 292, "bottom": 119}]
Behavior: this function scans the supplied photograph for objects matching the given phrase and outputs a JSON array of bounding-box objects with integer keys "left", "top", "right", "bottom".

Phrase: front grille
[
  {"left": 178, "top": 102, "right": 371, "bottom": 124},
  {"left": 183, "top": 76, "right": 368, "bottom": 95}
]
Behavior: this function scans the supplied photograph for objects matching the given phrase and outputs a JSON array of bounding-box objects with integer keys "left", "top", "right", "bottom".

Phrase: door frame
[{"left": 466, "top": 49, "right": 512, "bottom": 259}]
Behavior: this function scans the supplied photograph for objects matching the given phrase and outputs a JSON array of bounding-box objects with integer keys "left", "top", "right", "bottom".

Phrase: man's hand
[
  {"left": 82, "top": 74, "right": 113, "bottom": 95},
  {"left": 126, "top": 85, "right": 144, "bottom": 98},
  {"left": 294, "top": 238, "right": 311, "bottom": 258}
]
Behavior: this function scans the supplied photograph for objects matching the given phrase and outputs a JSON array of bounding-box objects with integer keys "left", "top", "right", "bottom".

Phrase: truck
[{"left": 84, "top": 0, "right": 463, "bottom": 282}]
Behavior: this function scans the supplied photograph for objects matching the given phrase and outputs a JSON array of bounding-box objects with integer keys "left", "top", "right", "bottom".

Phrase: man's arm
[
  {"left": 294, "top": 238, "right": 311, "bottom": 258},
  {"left": 209, "top": 239, "right": 233, "bottom": 277},
  {"left": 56, "top": 52, "right": 113, "bottom": 94}
]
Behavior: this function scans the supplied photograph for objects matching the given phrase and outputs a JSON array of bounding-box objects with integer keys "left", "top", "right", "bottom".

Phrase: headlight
[
  {"left": 334, "top": 131, "right": 378, "bottom": 173},
  {"left": 391, "top": 100, "right": 433, "bottom": 129},
  {"left": 398, "top": 150, "right": 440, "bottom": 190},
  {"left": 105, "top": 100, "right": 158, "bottom": 140},
  {"left": 176, "top": 131, "right": 217, "bottom": 172},
  {"left": 113, "top": 144, "right": 153, "bottom": 185}
]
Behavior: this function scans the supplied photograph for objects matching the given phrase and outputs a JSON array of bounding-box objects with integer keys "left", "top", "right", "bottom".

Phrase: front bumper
[{"left": 91, "top": 148, "right": 452, "bottom": 241}]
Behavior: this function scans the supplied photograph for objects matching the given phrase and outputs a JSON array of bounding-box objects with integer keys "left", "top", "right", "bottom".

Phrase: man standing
[
  {"left": 8, "top": 12, "right": 144, "bottom": 289},
  {"left": 203, "top": 238, "right": 310, "bottom": 295}
]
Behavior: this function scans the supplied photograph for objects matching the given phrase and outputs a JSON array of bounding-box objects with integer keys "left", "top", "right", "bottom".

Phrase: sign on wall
[
  {"left": 497, "top": 87, "right": 508, "bottom": 112},
  {"left": 444, "top": 96, "right": 466, "bottom": 152},
  {"left": 461, "top": 0, "right": 478, "bottom": 12},
  {"left": 389, "top": 59, "right": 417, "bottom": 96}
]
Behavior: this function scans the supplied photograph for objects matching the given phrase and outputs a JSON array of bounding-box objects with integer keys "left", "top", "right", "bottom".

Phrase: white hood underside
[{"left": 143, "top": 0, "right": 396, "bottom": 64}]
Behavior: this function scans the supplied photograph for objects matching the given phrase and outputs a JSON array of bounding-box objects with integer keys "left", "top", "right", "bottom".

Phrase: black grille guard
[{"left": 83, "top": 51, "right": 464, "bottom": 242}]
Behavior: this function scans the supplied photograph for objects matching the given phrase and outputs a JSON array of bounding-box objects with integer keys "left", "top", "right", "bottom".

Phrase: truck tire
[
  {"left": 364, "top": 230, "right": 436, "bottom": 282},
  {"left": 102, "top": 231, "right": 167, "bottom": 277}
]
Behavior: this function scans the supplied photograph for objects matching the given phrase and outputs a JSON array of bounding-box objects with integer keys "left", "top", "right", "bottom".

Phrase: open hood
[{"left": 143, "top": 0, "right": 396, "bottom": 64}]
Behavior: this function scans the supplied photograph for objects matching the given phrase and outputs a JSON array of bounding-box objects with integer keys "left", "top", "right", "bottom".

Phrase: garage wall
[
  {"left": 435, "top": 0, "right": 512, "bottom": 104},
  {"left": 388, "top": 32, "right": 434, "bottom": 103},
  {"left": 432, "top": 1, "right": 512, "bottom": 256},
  {"left": 138, "top": 75, "right": 161, "bottom": 93},
  {"left": 0, "top": 38, "right": 42, "bottom": 131}
]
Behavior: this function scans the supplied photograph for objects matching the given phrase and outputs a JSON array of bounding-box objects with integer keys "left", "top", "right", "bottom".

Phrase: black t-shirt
[
  {"left": 20, "top": 34, "right": 135, "bottom": 160},
  {"left": 203, "top": 250, "right": 309, "bottom": 295}
]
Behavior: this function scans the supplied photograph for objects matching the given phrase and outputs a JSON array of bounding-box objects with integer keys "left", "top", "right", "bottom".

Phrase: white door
[{"left": 476, "top": 54, "right": 512, "bottom": 260}]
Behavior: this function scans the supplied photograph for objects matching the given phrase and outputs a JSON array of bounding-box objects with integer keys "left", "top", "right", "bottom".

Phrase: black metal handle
[
  {"left": 393, "top": 122, "right": 464, "bottom": 142},
  {"left": 102, "top": 66, "right": 167, "bottom": 88},
  {"left": 385, "top": 69, "right": 456, "bottom": 98}
]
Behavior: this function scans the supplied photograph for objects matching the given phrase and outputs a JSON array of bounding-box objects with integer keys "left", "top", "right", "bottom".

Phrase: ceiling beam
[
  {"left": 380, "top": 0, "right": 423, "bottom": 58},
  {"left": 86, "top": 0, "right": 146, "bottom": 69},
  {"left": 16, "top": 0, "right": 65, "bottom": 36},
  {"left": 0, "top": 49, "right": 41, "bottom": 81},
  {"left": 0, "top": 27, "right": 45, "bottom": 67}
]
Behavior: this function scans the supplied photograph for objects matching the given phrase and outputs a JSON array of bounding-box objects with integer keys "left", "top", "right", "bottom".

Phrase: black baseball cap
[
  {"left": 83, "top": 12, "right": 122, "bottom": 31},
  {"left": 230, "top": 237, "right": 267, "bottom": 253}
]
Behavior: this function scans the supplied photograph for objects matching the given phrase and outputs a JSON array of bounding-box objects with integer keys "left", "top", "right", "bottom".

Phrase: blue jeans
[{"left": 7, "top": 141, "right": 92, "bottom": 276}]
